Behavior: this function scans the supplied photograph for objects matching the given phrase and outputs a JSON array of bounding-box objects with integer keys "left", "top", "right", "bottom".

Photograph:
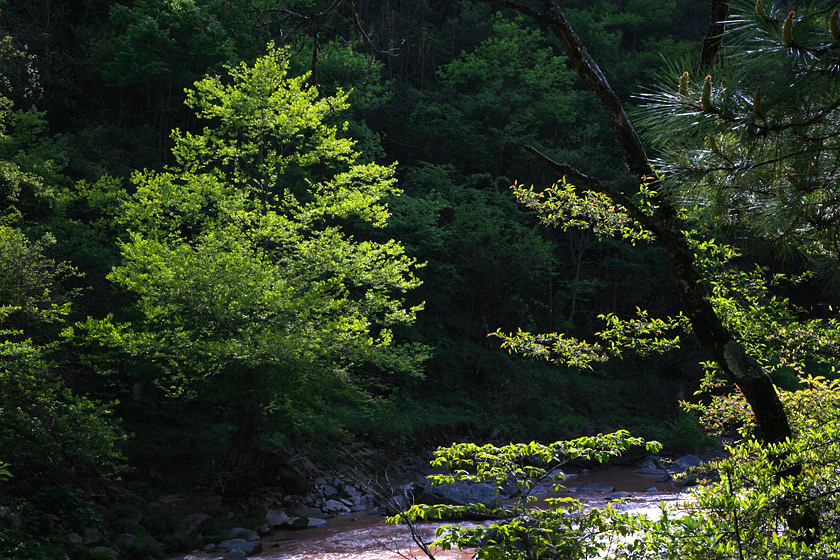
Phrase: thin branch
[
  {"left": 349, "top": 0, "right": 377, "bottom": 60},
  {"left": 523, "top": 145, "right": 663, "bottom": 239}
]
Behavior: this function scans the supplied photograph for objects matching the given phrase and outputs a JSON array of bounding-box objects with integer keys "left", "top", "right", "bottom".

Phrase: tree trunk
[
  {"left": 699, "top": 0, "right": 729, "bottom": 72},
  {"left": 480, "top": 0, "right": 794, "bottom": 446},
  {"left": 228, "top": 368, "right": 264, "bottom": 470}
]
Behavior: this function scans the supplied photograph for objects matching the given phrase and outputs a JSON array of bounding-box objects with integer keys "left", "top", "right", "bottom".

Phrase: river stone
[
  {"left": 266, "top": 508, "right": 293, "bottom": 527},
  {"left": 226, "top": 527, "right": 260, "bottom": 541},
  {"left": 345, "top": 485, "right": 361, "bottom": 497},
  {"left": 265, "top": 509, "right": 292, "bottom": 527},
  {"left": 324, "top": 499, "right": 351, "bottom": 514},
  {"left": 291, "top": 504, "right": 324, "bottom": 518},
  {"left": 176, "top": 513, "right": 210, "bottom": 536},
  {"left": 315, "top": 477, "right": 327, "bottom": 485},
  {"left": 675, "top": 454, "right": 703, "bottom": 471},
  {"left": 218, "top": 538, "right": 263, "bottom": 555},
  {"left": 67, "top": 532, "right": 83, "bottom": 545},
  {"left": 307, "top": 517, "right": 327, "bottom": 528},
  {"left": 82, "top": 527, "right": 101, "bottom": 545},
  {"left": 385, "top": 494, "right": 411, "bottom": 514},
  {"left": 351, "top": 504, "right": 367, "bottom": 512},
  {"left": 288, "top": 516, "right": 309, "bottom": 529},
  {"left": 418, "top": 481, "right": 503, "bottom": 509},
  {"left": 530, "top": 468, "right": 567, "bottom": 494},
  {"left": 633, "top": 458, "right": 667, "bottom": 475},
  {"left": 646, "top": 486, "right": 659, "bottom": 492},
  {"left": 321, "top": 484, "right": 338, "bottom": 497},
  {"left": 607, "top": 491, "right": 633, "bottom": 501},
  {"left": 573, "top": 482, "right": 615, "bottom": 494}
]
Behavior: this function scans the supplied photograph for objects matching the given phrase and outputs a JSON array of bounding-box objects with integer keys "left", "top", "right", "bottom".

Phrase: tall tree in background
[
  {"left": 0, "top": 41, "right": 124, "bottom": 556},
  {"left": 478, "top": 0, "right": 817, "bottom": 448},
  {"left": 91, "top": 47, "right": 424, "bottom": 467}
]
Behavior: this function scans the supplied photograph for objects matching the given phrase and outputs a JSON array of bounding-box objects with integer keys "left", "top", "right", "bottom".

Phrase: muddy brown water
[{"left": 178, "top": 467, "right": 690, "bottom": 560}]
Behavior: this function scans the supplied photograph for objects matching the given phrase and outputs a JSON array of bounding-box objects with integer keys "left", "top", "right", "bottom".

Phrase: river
[{"left": 178, "top": 466, "right": 690, "bottom": 560}]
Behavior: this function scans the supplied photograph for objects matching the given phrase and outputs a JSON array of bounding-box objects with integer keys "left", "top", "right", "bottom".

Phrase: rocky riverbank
[
  {"left": 50, "top": 442, "right": 723, "bottom": 560},
  {"left": 164, "top": 451, "right": 720, "bottom": 560}
]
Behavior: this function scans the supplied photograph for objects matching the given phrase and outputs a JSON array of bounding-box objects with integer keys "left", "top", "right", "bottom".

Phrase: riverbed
[{"left": 179, "top": 466, "right": 690, "bottom": 560}]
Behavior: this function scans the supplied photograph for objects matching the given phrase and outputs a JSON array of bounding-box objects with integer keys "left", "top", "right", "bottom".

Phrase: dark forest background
[{"left": 2, "top": 1, "right": 835, "bottom": 557}]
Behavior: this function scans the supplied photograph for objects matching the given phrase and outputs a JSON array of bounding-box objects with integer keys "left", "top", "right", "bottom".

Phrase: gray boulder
[
  {"left": 323, "top": 499, "right": 351, "bottom": 514},
  {"left": 218, "top": 538, "right": 263, "bottom": 555},
  {"left": 290, "top": 504, "right": 325, "bottom": 518},
  {"left": 82, "top": 527, "right": 101, "bottom": 545},
  {"left": 226, "top": 527, "right": 260, "bottom": 541},
  {"left": 175, "top": 513, "right": 210, "bottom": 536},
  {"left": 531, "top": 468, "right": 567, "bottom": 494},
  {"left": 418, "top": 481, "right": 503, "bottom": 509},
  {"left": 633, "top": 458, "right": 667, "bottom": 475},
  {"left": 266, "top": 508, "right": 293, "bottom": 528},
  {"left": 675, "top": 454, "right": 704, "bottom": 470},
  {"left": 307, "top": 517, "right": 327, "bottom": 528}
]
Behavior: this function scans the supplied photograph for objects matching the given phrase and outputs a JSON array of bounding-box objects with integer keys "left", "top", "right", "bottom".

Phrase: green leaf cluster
[
  {"left": 391, "top": 431, "right": 661, "bottom": 560},
  {"left": 90, "top": 45, "right": 425, "bottom": 454},
  {"left": 619, "top": 378, "right": 840, "bottom": 559}
]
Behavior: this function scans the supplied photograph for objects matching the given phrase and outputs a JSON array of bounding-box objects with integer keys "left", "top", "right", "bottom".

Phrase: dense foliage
[
  {"left": 2, "top": 0, "right": 840, "bottom": 558},
  {"left": 398, "top": 379, "right": 840, "bottom": 559}
]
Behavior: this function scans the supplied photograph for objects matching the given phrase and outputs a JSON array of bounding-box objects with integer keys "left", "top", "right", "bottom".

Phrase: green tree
[
  {"left": 475, "top": 0, "right": 840, "bottom": 541},
  {"left": 476, "top": 0, "right": 794, "bottom": 451},
  {"left": 0, "top": 227, "right": 123, "bottom": 487},
  {"left": 640, "top": 1, "right": 840, "bottom": 282},
  {"left": 87, "top": 47, "right": 424, "bottom": 465}
]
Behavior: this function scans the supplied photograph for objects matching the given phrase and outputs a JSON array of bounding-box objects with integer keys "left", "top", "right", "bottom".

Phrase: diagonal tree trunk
[
  {"left": 478, "top": 0, "right": 794, "bottom": 447},
  {"left": 699, "top": 0, "right": 730, "bottom": 72}
]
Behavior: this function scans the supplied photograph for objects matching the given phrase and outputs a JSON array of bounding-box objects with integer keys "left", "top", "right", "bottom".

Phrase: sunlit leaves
[
  {"left": 107, "top": 47, "right": 424, "bottom": 429},
  {"left": 511, "top": 178, "right": 656, "bottom": 243},
  {"left": 390, "top": 431, "right": 660, "bottom": 560},
  {"left": 621, "top": 385, "right": 840, "bottom": 558},
  {"left": 639, "top": 1, "right": 840, "bottom": 275},
  {"left": 404, "top": 383, "right": 840, "bottom": 560}
]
